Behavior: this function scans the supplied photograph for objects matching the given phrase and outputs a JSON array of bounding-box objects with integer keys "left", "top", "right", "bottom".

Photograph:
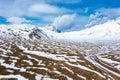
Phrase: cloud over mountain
[
  {"left": 28, "top": 3, "right": 70, "bottom": 14},
  {"left": 52, "top": 14, "right": 76, "bottom": 32},
  {"left": 7, "top": 17, "right": 31, "bottom": 24},
  {"left": 0, "top": 0, "right": 120, "bottom": 31}
]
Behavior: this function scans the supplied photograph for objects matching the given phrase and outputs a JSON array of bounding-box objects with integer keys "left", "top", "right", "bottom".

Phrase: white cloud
[
  {"left": 7, "top": 17, "right": 31, "bottom": 24},
  {"left": 85, "top": 12, "right": 109, "bottom": 27},
  {"left": 52, "top": 14, "right": 76, "bottom": 31},
  {"left": 0, "top": 0, "right": 82, "bottom": 26},
  {"left": 86, "top": 8, "right": 120, "bottom": 28},
  {"left": 0, "top": 0, "right": 29, "bottom": 18},
  {"left": 84, "top": 8, "right": 89, "bottom": 13},
  {"left": 28, "top": 3, "right": 70, "bottom": 14},
  {"left": 98, "top": 8, "right": 120, "bottom": 17},
  {"left": 89, "top": 12, "right": 100, "bottom": 20},
  {"left": 51, "top": 14, "right": 88, "bottom": 32},
  {"left": 0, "top": 0, "right": 72, "bottom": 18}
]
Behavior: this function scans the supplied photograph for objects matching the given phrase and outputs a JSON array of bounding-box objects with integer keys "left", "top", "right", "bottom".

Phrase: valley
[{"left": 0, "top": 39, "right": 120, "bottom": 80}]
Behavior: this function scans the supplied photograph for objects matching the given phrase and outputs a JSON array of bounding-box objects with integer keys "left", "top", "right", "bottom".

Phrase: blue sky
[{"left": 0, "top": 0, "right": 120, "bottom": 32}]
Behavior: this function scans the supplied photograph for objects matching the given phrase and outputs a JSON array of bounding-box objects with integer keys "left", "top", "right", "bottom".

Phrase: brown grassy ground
[{"left": 0, "top": 40, "right": 120, "bottom": 80}]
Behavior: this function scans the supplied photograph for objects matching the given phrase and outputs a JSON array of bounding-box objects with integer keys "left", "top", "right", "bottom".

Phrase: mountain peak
[
  {"left": 0, "top": 18, "right": 120, "bottom": 41},
  {"left": 53, "top": 18, "right": 120, "bottom": 40},
  {"left": 0, "top": 24, "right": 50, "bottom": 41}
]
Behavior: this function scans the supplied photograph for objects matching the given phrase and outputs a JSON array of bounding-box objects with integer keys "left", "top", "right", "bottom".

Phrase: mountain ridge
[
  {"left": 0, "top": 18, "right": 120, "bottom": 41},
  {"left": 54, "top": 18, "right": 120, "bottom": 40},
  {"left": 0, "top": 24, "right": 51, "bottom": 41}
]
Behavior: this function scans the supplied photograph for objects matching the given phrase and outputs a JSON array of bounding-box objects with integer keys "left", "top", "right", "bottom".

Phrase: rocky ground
[{"left": 0, "top": 39, "right": 120, "bottom": 80}]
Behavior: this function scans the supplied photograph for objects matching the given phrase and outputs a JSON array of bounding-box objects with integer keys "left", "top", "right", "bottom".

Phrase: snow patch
[{"left": 0, "top": 75, "right": 28, "bottom": 80}]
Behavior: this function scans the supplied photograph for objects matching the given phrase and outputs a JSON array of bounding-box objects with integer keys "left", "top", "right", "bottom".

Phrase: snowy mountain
[
  {"left": 0, "top": 24, "right": 52, "bottom": 41},
  {"left": 54, "top": 18, "right": 120, "bottom": 40},
  {"left": 0, "top": 17, "right": 120, "bottom": 41},
  {"left": 0, "top": 19, "right": 120, "bottom": 80}
]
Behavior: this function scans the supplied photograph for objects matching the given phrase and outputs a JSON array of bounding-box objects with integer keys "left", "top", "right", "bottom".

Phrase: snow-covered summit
[
  {"left": 0, "top": 17, "right": 120, "bottom": 41},
  {"left": 54, "top": 18, "right": 120, "bottom": 40},
  {"left": 0, "top": 24, "right": 51, "bottom": 40}
]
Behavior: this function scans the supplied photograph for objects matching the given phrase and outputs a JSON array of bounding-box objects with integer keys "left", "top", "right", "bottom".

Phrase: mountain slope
[
  {"left": 0, "top": 17, "right": 120, "bottom": 41},
  {"left": 0, "top": 24, "right": 51, "bottom": 41},
  {"left": 54, "top": 18, "right": 120, "bottom": 40},
  {"left": 0, "top": 19, "right": 120, "bottom": 80}
]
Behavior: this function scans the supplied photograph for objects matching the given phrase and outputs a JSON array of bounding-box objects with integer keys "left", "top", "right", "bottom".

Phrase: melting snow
[{"left": 0, "top": 75, "right": 28, "bottom": 80}]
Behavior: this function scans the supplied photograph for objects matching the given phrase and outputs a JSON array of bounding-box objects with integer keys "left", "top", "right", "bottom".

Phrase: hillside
[
  {"left": 0, "top": 18, "right": 120, "bottom": 41},
  {"left": 55, "top": 18, "right": 120, "bottom": 40},
  {"left": 0, "top": 19, "right": 120, "bottom": 80},
  {"left": 0, "top": 24, "right": 52, "bottom": 41}
]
